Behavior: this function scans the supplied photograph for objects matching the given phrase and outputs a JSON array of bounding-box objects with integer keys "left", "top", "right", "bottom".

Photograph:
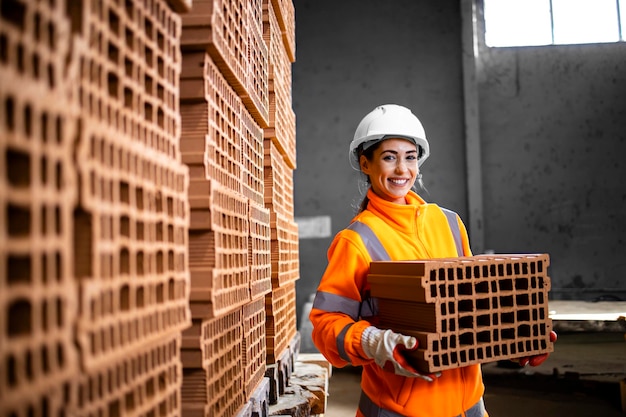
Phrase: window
[{"left": 484, "top": 0, "right": 625, "bottom": 47}]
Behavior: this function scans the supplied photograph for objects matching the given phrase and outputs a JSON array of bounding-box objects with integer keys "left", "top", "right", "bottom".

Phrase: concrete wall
[
  {"left": 478, "top": 42, "right": 626, "bottom": 301},
  {"left": 292, "top": 0, "right": 468, "bottom": 325},
  {"left": 292, "top": 0, "right": 626, "bottom": 328}
]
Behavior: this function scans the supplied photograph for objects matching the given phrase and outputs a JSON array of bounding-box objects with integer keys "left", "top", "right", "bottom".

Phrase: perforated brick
[
  {"left": 0, "top": 3, "right": 79, "bottom": 410},
  {"left": 72, "top": 334, "right": 182, "bottom": 417},
  {"left": 243, "top": 296, "right": 267, "bottom": 398},
  {"left": 181, "top": 52, "right": 244, "bottom": 194},
  {"left": 181, "top": 309, "right": 244, "bottom": 417},
  {"left": 265, "top": 281, "right": 297, "bottom": 364},
  {"left": 248, "top": 201, "right": 272, "bottom": 299},
  {"left": 270, "top": 211, "right": 299, "bottom": 288},
  {"left": 368, "top": 254, "right": 554, "bottom": 374},
  {"left": 188, "top": 180, "right": 250, "bottom": 319},
  {"left": 263, "top": 139, "right": 293, "bottom": 219},
  {"left": 241, "top": 108, "right": 265, "bottom": 207},
  {"left": 270, "top": 0, "right": 296, "bottom": 63},
  {"left": 181, "top": 0, "right": 269, "bottom": 128},
  {"left": 262, "top": 1, "right": 296, "bottom": 169}
]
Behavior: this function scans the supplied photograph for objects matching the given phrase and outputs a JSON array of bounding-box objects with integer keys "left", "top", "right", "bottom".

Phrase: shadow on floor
[{"left": 325, "top": 332, "right": 626, "bottom": 417}]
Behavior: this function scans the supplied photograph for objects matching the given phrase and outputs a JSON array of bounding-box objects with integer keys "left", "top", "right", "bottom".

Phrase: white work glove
[{"left": 361, "top": 326, "right": 439, "bottom": 381}]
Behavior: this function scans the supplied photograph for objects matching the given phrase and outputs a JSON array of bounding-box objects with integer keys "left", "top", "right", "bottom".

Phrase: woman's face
[{"left": 359, "top": 138, "right": 419, "bottom": 204}]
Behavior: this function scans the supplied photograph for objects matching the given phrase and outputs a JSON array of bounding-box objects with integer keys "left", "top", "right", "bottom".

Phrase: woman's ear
[{"left": 359, "top": 154, "right": 370, "bottom": 173}]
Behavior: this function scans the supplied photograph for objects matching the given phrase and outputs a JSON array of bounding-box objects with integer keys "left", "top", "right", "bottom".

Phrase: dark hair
[{"left": 355, "top": 141, "right": 381, "bottom": 213}]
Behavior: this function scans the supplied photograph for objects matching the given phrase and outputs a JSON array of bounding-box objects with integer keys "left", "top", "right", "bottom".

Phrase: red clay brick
[{"left": 369, "top": 254, "right": 554, "bottom": 373}]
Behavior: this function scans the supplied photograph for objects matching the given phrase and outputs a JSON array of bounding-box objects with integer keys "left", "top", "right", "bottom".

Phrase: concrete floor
[{"left": 324, "top": 331, "right": 626, "bottom": 417}]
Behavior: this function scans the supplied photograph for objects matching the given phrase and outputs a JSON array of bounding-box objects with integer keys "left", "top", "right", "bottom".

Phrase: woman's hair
[{"left": 353, "top": 140, "right": 428, "bottom": 214}]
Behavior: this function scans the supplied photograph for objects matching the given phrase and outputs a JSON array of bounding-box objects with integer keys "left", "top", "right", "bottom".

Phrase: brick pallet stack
[
  {"left": 368, "top": 254, "right": 555, "bottom": 374},
  {"left": 178, "top": 0, "right": 298, "bottom": 416},
  {"left": 1, "top": 1, "right": 192, "bottom": 416}
]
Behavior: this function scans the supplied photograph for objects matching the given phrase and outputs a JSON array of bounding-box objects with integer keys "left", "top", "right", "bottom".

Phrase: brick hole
[
  {"left": 120, "top": 248, "right": 130, "bottom": 274},
  {"left": 120, "top": 181, "right": 129, "bottom": 204},
  {"left": 53, "top": 205, "right": 60, "bottom": 235},
  {"left": 459, "top": 315, "right": 473, "bottom": 329},
  {"left": 145, "top": 46, "right": 153, "bottom": 68},
  {"left": 167, "top": 224, "right": 173, "bottom": 243},
  {"left": 501, "top": 328, "right": 515, "bottom": 340},
  {"left": 475, "top": 280, "right": 489, "bottom": 294},
  {"left": 109, "top": 399, "right": 121, "bottom": 417},
  {"left": 516, "top": 294, "right": 530, "bottom": 307},
  {"left": 156, "top": 221, "right": 163, "bottom": 241},
  {"left": 477, "top": 314, "right": 490, "bottom": 327},
  {"left": 458, "top": 282, "right": 472, "bottom": 296},
  {"left": 458, "top": 299, "right": 472, "bottom": 313},
  {"left": 7, "top": 148, "right": 31, "bottom": 187},
  {"left": 518, "top": 324, "right": 531, "bottom": 338},
  {"left": 156, "top": 283, "right": 164, "bottom": 303},
  {"left": 489, "top": 264, "right": 496, "bottom": 276},
  {"left": 459, "top": 332, "right": 474, "bottom": 346},
  {"left": 144, "top": 102, "right": 153, "bottom": 122},
  {"left": 1, "top": 0, "right": 26, "bottom": 31},
  {"left": 33, "top": 12, "right": 41, "bottom": 42},
  {"left": 16, "top": 42, "right": 24, "bottom": 73},
  {"left": 120, "top": 215, "right": 130, "bottom": 237},
  {"left": 515, "top": 277, "right": 529, "bottom": 290},
  {"left": 477, "top": 348, "right": 484, "bottom": 360},
  {"left": 108, "top": 71, "right": 119, "bottom": 99},
  {"left": 41, "top": 345, "right": 50, "bottom": 374},
  {"left": 501, "top": 311, "right": 514, "bottom": 324},
  {"left": 109, "top": 9, "right": 120, "bottom": 36},
  {"left": 8, "top": 204, "right": 31, "bottom": 236},
  {"left": 136, "top": 286, "right": 145, "bottom": 308},
  {"left": 47, "top": 19, "right": 55, "bottom": 50},
  {"left": 499, "top": 279, "right": 513, "bottom": 292},
  {"left": 156, "top": 251, "right": 163, "bottom": 273},
  {"left": 120, "top": 285, "right": 130, "bottom": 311},
  {"left": 124, "top": 86, "right": 133, "bottom": 108},
  {"left": 8, "top": 298, "right": 32, "bottom": 336},
  {"left": 497, "top": 264, "right": 504, "bottom": 276},
  {"left": 473, "top": 265, "right": 480, "bottom": 278},
  {"left": 506, "top": 263, "right": 513, "bottom": 275},
  {"left": 55, "top": 296, "right": 64, "bottom": 328},
  {"left": 32, "top": 52, "right": 40, "bottom": 79},
  {"left": 108, "top": 41, "right": 119, "bottom": 65},
  {"left": 167, "top": 250, "right": 174, "bottom": 272},
  {"left": 517, "top": 309, "right": 531, "bottom": 322},
  {"left": 477, "top": 330, "right": 491, "bottom": 343}
]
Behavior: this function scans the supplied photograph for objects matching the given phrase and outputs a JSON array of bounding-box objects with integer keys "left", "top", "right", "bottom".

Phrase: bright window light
[
  {"left": 484, "top": 0, "right": 626, "bottom": 47},
  {"left": 484, "top": 0, "right": 553, "bottom": 46},
  {"left": 553, "top": 0, "right": 619, "bottom": 44}
]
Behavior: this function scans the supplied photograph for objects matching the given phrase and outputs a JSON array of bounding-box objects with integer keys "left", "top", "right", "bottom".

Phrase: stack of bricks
[
  {"left": 178, "top": 0, "right": 298, "bottom": 416},
  {"left": 1, "top": 1, "right": 192, "bottom": 416},
  {"left": 0, "top": 1, "right": 78, "bottom": 416},
  {"left": 68, "top": 0, "right": 191, "bottom": 415},
  {"left": 368, "top": 254, "right": 555, "bottom": 374}
]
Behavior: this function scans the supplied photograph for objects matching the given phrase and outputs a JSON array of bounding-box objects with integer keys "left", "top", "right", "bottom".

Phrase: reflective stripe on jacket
[{"left": 309, "top": 189, "right": 485, "bottom": 417}]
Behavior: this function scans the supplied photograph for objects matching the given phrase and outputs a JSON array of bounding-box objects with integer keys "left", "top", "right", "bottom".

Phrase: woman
[{"left": 309, "top": 104, "right": 554, "bottom": 417}]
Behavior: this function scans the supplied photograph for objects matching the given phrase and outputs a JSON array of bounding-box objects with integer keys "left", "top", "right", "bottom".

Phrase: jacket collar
[{"left": 364, "top": 188, "right": 426, "bottom": 231}]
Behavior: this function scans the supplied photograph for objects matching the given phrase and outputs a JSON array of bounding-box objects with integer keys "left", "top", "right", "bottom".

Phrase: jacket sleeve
[{"left": 309, "top": 230, "right": 375, "bottom": 368}]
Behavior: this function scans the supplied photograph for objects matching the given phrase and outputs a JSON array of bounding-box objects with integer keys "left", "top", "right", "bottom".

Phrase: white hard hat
[{"left": 349, "top": 104, "right": 430, "bottom": 170}]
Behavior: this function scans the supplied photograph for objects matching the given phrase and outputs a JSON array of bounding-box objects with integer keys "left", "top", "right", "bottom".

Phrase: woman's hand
[
  {"left": 517, "top": 330, "right": 558, "bottom": 366},
  {"left": 361, "top": 326, "right": 440, "bottom": 381}
]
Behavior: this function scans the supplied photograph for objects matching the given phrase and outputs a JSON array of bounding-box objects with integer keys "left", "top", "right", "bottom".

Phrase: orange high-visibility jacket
[{"left": 310, "top": 189, "right": 486, "bottom": 417}]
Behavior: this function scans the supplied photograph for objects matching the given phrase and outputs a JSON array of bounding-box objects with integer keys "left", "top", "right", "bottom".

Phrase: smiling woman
[{"left": 309, "top": 103, "right": 557, "bottom": 417}]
